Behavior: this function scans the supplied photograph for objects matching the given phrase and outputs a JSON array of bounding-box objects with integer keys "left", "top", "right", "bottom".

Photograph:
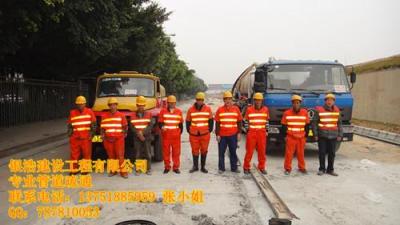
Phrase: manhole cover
[{"left": 116, "top": 220, "right": 156, "bottom": 225}]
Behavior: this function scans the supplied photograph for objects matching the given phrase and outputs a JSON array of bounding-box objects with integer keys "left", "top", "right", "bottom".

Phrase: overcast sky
[{"left": 157, "top": 0, "right": 400, "bottom": 84}]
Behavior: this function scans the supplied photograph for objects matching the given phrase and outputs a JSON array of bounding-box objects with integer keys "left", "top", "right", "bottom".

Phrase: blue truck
[{"left": 232, "top": 59, "right": 357, "bottom": 151}]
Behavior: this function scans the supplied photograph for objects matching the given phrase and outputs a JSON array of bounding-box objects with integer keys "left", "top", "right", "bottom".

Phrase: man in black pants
[{"left": 312, "top": 93, "right": 343, "bottom": 176}]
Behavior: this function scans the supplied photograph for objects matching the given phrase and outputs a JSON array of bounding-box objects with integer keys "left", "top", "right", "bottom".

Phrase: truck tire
[
  {"left": 153, "top": 134, "right": 163, "bottom": 162},
  {"left": 124, "top": 131, "right": 135, "bottom": 163},
  {"left": 92, "top": 143, "right": 107, "bottom": 161}
]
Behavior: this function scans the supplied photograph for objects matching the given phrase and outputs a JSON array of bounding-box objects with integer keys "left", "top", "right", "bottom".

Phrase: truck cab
[
  {"left": 91, "top": 71, "right": 166, "bottom": 161},
  {"left": 233, "top": 60, "right": 356, "bottom": 151}
]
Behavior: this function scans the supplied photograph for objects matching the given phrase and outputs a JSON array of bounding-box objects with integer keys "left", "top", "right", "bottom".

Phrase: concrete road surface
[{"left": 0, "top": 97, "right": 399, "bottom": 225}]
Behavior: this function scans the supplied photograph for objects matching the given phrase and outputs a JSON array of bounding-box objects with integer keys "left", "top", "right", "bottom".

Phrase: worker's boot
[
  {"left": 200, "top": 154, "right": 208, "bottom": 173},
  {"left": 189, "top": 155, "right": 199, "bottom": 173}
]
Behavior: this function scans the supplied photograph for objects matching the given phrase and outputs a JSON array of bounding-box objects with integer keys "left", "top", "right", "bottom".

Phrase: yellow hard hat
[
  {"left": 223, "top": 91, "right": 233, "bottom": 99},
  {"left": 325, "top": 93, "right": 336, "bottom": 100},
  {"left": 75, "top": 96, "right": 86, "bottom": 104},
  {"left": 167, "top": 95, "right": 177, "bottom": 103},
  {"left": 291, "top": 95, "right": 302, "bottom": 102},
  {"left": 195, "top": 92, "right": 205, "bottom": 100},
  {"left": 108, "top": 97, "right": 118, "bottom": 105},
  {"left": 136, "top": 96, "right": 146, "bottom": 106},
  {"left": 253, "top": 92, "right": 263, "bottom": 100}
]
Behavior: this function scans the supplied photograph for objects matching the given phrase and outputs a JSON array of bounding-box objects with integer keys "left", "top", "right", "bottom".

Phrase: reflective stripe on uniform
[
  {"left": 71, "top": 121, "right": 91, "bottom": 126},
  {"left": 220, "top": 124, "right": 237, "bottom": 128},
  {"left": 101, "top": 124, "right": 122, "bottom": 128},
  {"left": 249, "top": 119, "right": 267, "bottom": 123},
  {"left": 73, "top": 127, "right": 90, "bottom": 131},
  {"left": 288, "top": 127, "right": 304, "bottom": 131},
  {"left": 320, "top": 118, "right": 338, "bottom": 122},
  {"left": 130, "top": 119, "right": 151, "bottom": 123},
  {"left": 164, "top": 120, "right": 180, "bottom": 124},
  {"left": 287, "top": 122, "right": 306, "bottom": 126},
  {"left": 220, "top": 118, "right": 237, "bottom": 122},
  {"left": 248, "top": 113, "right": 268, "bottom": 117},
  {"left": 219, "top": 112, "right": 238, "bottom": 116},
  {"left": 192, "top": 118, "right": 208, "bottom": 121},
  {"left": 319, "top": 112, "right": 340, "bottom": 116},
  {"left": 249, "top": 125, "right": 265, "bottom": 129},
  {"left": 192, "top": 123, "right": 208, "bottom": 127},
  {"left": 191, "top": 112, "right": 210, "bottom": 116},
  {"left": 102, "top": 118, "right": 122, "bottom": 122},
  {"left": 105, "top": 129, "right": 123, "bottom": 133},
  {"left": 71, "top": 115, "right": 91, "bottom": 121},
  {"left": 286, "top": 116, "right": 306, "bottom": 120},
  {"left": 163, "top": 114, "right": 181, "bottom": 119},
  {"left": 318, "top": 124, "right": 336, "bottom": 127}
]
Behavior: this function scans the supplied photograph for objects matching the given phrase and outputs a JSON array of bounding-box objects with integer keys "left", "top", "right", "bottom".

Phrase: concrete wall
[{"left": 352, "top": 68, "right": 400, "bottom": 125}]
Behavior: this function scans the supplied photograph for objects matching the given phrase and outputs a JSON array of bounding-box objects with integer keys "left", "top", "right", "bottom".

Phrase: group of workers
[{"left": 67, "top": 91, "right": 342, "bottom": 178}]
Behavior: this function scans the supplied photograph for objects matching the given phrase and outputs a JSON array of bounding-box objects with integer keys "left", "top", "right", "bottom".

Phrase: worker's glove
[{"left": 137, "top": 131, "right": 145, "bottom": 142}]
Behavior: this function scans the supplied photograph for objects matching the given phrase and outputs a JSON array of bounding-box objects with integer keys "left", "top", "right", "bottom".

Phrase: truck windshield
[
  {"left": 97, "top": 77, "right": 155, "bottom": 97},
  {"left": 266, "top": 64, "right": 350, "bottom": 93}
]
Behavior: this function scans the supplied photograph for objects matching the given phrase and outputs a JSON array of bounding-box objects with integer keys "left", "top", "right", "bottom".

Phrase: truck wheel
[
  {"left": 92, "top": 143, "right": 107, "bottom": 161},
  {"left": 153, "top": 134, "right": 163, "bottom": 162},
  {"left": 335, "top": 141, "right": 341, "bottom": 152},
  {"left": 124, "top": 132, "right": 135, "bottom": 163}
]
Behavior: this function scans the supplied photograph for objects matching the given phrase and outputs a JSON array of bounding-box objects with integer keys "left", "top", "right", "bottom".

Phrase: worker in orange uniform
[
  {"left": 243, "top": 93, "right": 269, "bottom": 175},
  {"left": 313, "top": 93, "right": 343, "bottom": 176},
  {"left": 101, "top": 97, "right": 128, "bottom": 178},
  {"left": 186, "top": 92, "right": 214, "bottom": 173},
  {"left": 281, "top": 95, "right": 310, "bottom": 175},
  {"left": 67, "top": 96, "right": 96, "bottom": 174},
  {"left": 130, "top": 96, "right": 155, "bottom": 175},
  {"left": 158, "top": 95, "right": 183, "bottom": 174},
  {"left": 215, "top": 91, "right": 242, "bottom": 174}
]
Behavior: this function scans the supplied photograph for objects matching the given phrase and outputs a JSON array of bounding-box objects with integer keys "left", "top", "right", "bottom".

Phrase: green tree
[{"left": 0, "top": 0, "right": 205, "bottom": 95}]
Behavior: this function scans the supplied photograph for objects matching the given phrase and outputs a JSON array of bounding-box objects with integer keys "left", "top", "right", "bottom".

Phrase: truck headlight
[
  {"left": 342, "top": 125, "right": 354, "bottom": 133},
  {"left": 268, "top": 127, "right": 280, "bottom": 134}
]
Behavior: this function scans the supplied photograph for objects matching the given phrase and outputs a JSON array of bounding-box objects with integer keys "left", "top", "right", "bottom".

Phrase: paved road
[{"left": 1, "top": 98, "right": 399, "bottom": 225}]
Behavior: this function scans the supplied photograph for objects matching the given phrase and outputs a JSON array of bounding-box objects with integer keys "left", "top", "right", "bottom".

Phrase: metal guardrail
[
  {"left": 353, "top": 125, "right": 400, "bottom": 146},
  {"left": 0, "top": 76, "right": 88, "bottom": 128}
]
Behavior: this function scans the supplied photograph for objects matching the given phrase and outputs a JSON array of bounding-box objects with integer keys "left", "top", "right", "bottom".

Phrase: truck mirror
[
  {"left": 157, "top": 81, "right": 161, "bottom": 93},
  {"left": 254, "top": 70, "right": 265, "bottom": 82},
  {"left": 350, "top": 72, "right": 356, "bottom": 83}
]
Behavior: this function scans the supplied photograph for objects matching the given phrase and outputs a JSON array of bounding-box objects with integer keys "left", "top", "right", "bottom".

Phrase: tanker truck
[{"left": 232, "top": 59, "right": 357, "bottom": 151}]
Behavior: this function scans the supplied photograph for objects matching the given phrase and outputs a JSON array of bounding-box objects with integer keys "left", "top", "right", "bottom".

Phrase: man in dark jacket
[
  {"left": 312, "top": 93, "right": 343, "bottom": 176},
  {"left": 130, "top": 96, "right": 155, "bottom": 175}
]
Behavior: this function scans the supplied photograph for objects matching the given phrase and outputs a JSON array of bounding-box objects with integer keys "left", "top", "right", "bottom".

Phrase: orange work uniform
[
  {"left": 186, "top": 104, "right": 213, "bottom": 156},
  {"left": 68, "top": 107, "right": 96, "bottom": 169},
  {"left": 243, "top": 105, "right": 269, "bottom": 171},
  {"left": 101, "top": 111, "right": 128, "bottom": 175},
  {"left": 281, "top": 108, "right": 310, "bottom": 172},
  {"left": 159, "top": 107, "right": 183, "bottom": 170}
]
